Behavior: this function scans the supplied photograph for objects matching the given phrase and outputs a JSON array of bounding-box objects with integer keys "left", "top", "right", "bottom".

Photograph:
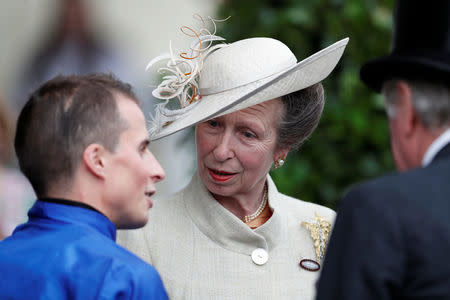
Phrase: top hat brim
[
  {"left": 360, "top": 54, "right": 450, "bottom": 93},
  {"left": 151, "top": 38, "right": 349, "bottom": 141}
]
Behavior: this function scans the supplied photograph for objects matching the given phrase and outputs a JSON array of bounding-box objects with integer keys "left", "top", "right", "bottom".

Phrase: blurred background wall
[
  {"left": 0, "top": 0, "right": 218, "bottom": 193},
  {"left": 0, "top": 0, "right": 217, "bottom": 99},
  {"left": 1, "top": 0, "right": 396, "bottom": 238},
  {"left": 0, "top": 0, "right": 217, "bottom": 239}
]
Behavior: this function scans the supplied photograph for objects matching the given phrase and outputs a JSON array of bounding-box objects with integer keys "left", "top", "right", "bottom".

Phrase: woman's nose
[{"left": 212, "top": 133, "right": 235, "bottom": 161}]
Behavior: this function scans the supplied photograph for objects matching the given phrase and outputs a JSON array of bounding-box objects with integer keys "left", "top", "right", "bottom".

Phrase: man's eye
[{"left": 140, "top": 144, "right": 148, "bottom": 153}]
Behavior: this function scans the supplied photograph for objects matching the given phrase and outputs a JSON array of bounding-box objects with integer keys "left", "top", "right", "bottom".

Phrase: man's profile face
[
  {"left": 103, "top": 94, "right": 165, "bottom": 229},
  {"left": 385, "top": 82, "right": 421, "bottom": 172},
  {"left": 389, "top": 116, "right": 410, "bottom": 172}
]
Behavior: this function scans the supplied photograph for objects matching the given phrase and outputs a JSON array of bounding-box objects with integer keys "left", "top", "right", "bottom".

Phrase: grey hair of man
[
  {"left": 277, "top": 83, "right": 325, "bottom": 151},
  {"left": 382, "top": 79, "right": 450, "bottom": 130}
]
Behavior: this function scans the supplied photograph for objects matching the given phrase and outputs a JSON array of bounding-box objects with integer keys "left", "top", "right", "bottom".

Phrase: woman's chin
[{"left": 204, "top": 178, "right": 237, "bottom": 197}]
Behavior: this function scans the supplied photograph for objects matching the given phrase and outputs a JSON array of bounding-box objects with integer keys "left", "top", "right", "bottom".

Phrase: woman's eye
[
  {"left": 208, "top": 120, "right": 218, "bottom": 127},
  {"left": 243, "top": 131, "right": 255, "bottom": 138}
]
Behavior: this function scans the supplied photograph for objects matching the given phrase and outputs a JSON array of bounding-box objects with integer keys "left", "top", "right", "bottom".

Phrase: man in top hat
[
  {"left": 316, "top": 1, "right": 450, "bottom": 299},
  {"left": 0, "top": 74, "right": 168, "bottom": 299}
]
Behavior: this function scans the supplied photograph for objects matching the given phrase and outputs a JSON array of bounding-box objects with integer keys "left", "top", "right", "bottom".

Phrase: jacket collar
[
  {"left": 183, "top": 172, "right": 287, "bottom": 255},
  {"left": 422, "top": 128, "right": 450, "bottom": 166},
  {"left": 29, "top": 199, "right": 116, "bottom": 241},
  {"left": 433, "top": 142, "right": 450, "bottom": 163}
]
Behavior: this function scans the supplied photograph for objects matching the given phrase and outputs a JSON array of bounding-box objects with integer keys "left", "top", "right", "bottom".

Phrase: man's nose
[{"left": 148, "top": 151, "right": 165, "bottom": 183}]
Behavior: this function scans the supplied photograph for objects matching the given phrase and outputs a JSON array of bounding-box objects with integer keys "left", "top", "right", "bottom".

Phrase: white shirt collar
[{"left": 421, "top": 128, "right": 450, "bottom": 167}]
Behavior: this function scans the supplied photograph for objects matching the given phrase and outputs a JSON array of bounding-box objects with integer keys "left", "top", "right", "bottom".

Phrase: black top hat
[{"left": 360, "top": 0, "right": 450, "bottom": 93}]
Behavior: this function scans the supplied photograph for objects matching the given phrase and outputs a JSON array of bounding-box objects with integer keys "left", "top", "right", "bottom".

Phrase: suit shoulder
[
  {"left": 342, "top": 163, "right": 450, "bottom": 228},
  {"left": 342, "top": 166, "right": 435, "bottom": 206},
  {"left": 348, "top": 160, "right": 450, "bottom": 193}
]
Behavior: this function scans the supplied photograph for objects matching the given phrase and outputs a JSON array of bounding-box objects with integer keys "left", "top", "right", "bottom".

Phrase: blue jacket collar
[{"left": 29, "top": 198, "right": 117, "bottom": 241}]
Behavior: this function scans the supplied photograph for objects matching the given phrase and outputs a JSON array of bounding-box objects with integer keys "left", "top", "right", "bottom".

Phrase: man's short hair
[
  {"left": 382, "top": 79, "right": 450, "bottom": 129},
  {"left": 15, "top": 73, "right": 139, "bottom": 196}
]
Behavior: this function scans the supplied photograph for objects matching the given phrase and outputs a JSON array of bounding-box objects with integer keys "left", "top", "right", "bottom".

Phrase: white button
[{"left": 251, "top": 248, "right": 268, "bottom": 265}]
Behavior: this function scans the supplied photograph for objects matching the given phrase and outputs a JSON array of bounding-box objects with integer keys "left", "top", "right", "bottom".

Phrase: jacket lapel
[{"left": 432, "top": 142, "right": 450, "bottom": 163}]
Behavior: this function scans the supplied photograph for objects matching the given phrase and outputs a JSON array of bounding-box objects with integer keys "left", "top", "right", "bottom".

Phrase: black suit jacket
[{"left": 316, "top": 143, "right": 450, "bottom": 300}]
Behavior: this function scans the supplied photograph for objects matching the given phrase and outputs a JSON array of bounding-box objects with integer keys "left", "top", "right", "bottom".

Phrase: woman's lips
[{"left": 208, "top": 168, "right": 236, "bottom": 182}]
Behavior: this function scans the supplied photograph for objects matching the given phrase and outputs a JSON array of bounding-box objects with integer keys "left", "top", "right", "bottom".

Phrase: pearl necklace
[{"left": 243, "top": 183, "right": 268, "bottom": 223}]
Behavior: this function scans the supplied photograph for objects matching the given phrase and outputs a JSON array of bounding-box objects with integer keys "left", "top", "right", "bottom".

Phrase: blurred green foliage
[{"left": 216, "top": 0, "right": 395, "bottom": 209}]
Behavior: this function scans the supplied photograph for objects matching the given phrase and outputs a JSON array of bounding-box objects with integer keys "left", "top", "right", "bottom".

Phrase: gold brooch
[{"left": 300, "top": 212, "right": 331, "bottom": 271}]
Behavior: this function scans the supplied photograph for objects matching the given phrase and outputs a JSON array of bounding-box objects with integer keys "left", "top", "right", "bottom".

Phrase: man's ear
[
  {"left": 396, "top": 81, "right": 420, "bottom": 137},
  {"left": 83, "top": 144, "right": 107, "bottom": 179}
]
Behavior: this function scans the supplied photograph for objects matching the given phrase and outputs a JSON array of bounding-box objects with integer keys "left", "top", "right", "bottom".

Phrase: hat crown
[
  {"left": 199, "top": 38, "right": 297, "bottom": 95},
  {"left": 360, "top": 0, "right": 450, "bottom": 92},
  {"left": 392, "top": 0, "right": 450, "bottom": 55}
]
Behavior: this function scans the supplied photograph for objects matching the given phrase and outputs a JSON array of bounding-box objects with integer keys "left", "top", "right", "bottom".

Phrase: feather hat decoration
[{"left": 146, "top": 15, "right": 228, "bottom": 136}]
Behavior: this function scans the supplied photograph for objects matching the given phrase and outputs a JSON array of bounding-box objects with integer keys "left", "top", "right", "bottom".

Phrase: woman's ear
[
  {"left": 82, "top": 144, "right": 107, "bottom": 179},
  {"left": 274, "top": 147, "right": 290, "bottom": 162}
]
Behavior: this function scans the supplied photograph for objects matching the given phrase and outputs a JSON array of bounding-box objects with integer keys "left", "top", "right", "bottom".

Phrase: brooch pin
[{"left": 300, "top": 212, "right": 331, "bottom": 271}]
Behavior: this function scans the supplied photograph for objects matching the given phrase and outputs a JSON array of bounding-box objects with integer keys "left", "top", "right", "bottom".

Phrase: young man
[
  {"left": 316, "top": 1, "right": 450, "bottom": 299},
  {"left": 0, "top": 74, "right": 168, "bottom": 299}
]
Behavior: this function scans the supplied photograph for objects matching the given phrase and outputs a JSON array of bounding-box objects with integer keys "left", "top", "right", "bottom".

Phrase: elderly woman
[{"left": 118, "top": 23, "right": 348, "bottom": 299}]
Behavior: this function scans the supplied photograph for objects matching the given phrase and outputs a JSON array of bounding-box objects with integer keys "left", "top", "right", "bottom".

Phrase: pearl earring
[{"left": 274, "top": 158, "right": 285, "bottom": 169}]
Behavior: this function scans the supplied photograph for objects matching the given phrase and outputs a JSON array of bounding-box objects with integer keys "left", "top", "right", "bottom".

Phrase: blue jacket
[{"left": 0, "top": 198, "right": 168, "bottom": 300}]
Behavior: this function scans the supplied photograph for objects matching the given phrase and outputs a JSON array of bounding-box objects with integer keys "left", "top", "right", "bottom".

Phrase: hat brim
[
  {"left": 151, "top": 38, "right": 349, "bottom": 141},
  {"left": 360, "top": 54, "right": 450, "bottom": 93}
]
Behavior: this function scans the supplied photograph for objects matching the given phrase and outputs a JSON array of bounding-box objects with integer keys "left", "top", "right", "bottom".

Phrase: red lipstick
[{"left": 208, "top": 168, "right": 236, "bottom": 182}]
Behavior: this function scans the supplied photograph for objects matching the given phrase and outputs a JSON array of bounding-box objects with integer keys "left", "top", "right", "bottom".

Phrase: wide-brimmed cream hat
[{"left": 149, "top": 35, "right": 349, "bottom": 140}]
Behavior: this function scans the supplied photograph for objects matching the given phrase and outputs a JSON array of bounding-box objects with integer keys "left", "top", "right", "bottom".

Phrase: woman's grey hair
[
  {"left": 277, "top": 83, "right": 324, "bottom": 151},
  {"left": 382, "top": 79, "right": 450, "bottom": 129}
]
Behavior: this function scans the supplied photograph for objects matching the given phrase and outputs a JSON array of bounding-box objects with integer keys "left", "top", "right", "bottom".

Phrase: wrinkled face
[
  {"left": 196, "top": 99, "right": 287, "bottom": 199},
  {"left": 104, "top": 95, "right": 165, "bottom": 229}
]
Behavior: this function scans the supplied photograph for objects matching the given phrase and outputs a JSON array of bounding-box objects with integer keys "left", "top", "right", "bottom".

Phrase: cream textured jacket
[{"left": 117, "top": 173, "right": 335, "bottom": 300}]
